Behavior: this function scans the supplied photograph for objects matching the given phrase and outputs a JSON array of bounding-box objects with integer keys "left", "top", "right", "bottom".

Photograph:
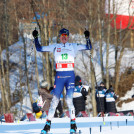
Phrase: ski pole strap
[{"left": 86, "top": 38, "right": 92, "bottom": 50}]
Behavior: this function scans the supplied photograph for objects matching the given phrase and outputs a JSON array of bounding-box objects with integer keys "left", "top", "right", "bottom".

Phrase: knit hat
[
  {"left": 100, "top": 82, "right": 105, "bottom": 85},
  {"left": 59, "top": 28, "right": 69, "bottom": 36},
  {"left": 40, "top": 80, "right": 48, "bottom": 89},
  {"left": 75, "top": 75, "right": 82, "bottom": 86}
]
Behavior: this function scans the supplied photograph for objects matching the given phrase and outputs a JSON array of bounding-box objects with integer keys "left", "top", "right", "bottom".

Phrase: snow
[{"left": 1, "top": 116, "right": 134, "bottom": 134}]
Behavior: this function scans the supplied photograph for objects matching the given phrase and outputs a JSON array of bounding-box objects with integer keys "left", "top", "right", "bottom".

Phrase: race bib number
[{"left": 61, "top": 53, "right": 68, "bottom": 60}]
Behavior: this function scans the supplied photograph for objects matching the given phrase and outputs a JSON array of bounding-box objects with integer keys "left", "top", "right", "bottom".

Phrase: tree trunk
[
  {"left": 106, "top": 0, "right": 111, "bottom": 89},
  {"left": 34, "top": 47, "right": 40, "bottom": 89},
  {"left": 0, "top": 71, "right": 5, "bottom": 114},
  {"left": 4, "top": 0, "right": 11, "bottom": 112},
  {"left": 91, "top": 63, "right": 97, "bottom": 117},
  {"left": 88, "top": 1, "right": 97, "bottom": 117},
  {"left": 97, "top": 0, "right": 104, "bottom": 81},
  {"left": 0, "top": 52, "right": 5, "bottom": 114},
  {"left": 44, "top": 19, "right": 51, "bottom": 87},
  {"left": 50, "top": 22, "right": 55, "bottom": 86},
  {"left": 0, "top": 39, "right": 9, "bottom": 113},
  {"left": 114, "top": 47, "right": 125, "bottom": 93},
  {"left": 22, "top": 35, "right": 33, "bottom": 106},
  {"left": 19, "top": 51, "right": 24, "bottom": 117},
  {"left": 42, "top": 55, "right": 46, "bottom": 80},
  {"left": 131, "top": 30, "right": 134, "bottom": 48}
]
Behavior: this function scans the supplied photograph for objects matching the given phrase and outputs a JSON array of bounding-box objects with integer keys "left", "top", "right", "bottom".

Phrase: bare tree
[
  {"left": 34, "top": 46, "right": 40, "bottom": 89},
  {"left": 0, "top": 44, "right": 6, "bottom": 114},
  {"left": 105, "top": 0, "right": 111, "bottom": 89},
  {"left": 88, "top": 0, "right": 97, "bottom": 116},
  {"left": 97, "top": 0, "right": 105, "bottom": 81},
  {"left": 114, "top": 30, "right": 131, "bottom": 93},
  {"left": 22, "top": 34, "right": 33, "bottom": 106},
  {"left": 4, "top": 0, "right": 11, "bottom": 112}
]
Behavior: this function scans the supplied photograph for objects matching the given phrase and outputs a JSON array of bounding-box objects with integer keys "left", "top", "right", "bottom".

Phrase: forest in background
[{"left": 0, "top": 0, "right": 134, "bottom": 117}]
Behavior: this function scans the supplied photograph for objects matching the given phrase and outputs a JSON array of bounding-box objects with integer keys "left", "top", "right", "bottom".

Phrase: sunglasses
[{"left": 61, "top": 34, "right": 68, "bottom": 37}]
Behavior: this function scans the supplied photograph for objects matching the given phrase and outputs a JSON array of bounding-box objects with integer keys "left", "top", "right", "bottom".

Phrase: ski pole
[{"left": 85, "top": 29, "right": 105, "bottom": 125}]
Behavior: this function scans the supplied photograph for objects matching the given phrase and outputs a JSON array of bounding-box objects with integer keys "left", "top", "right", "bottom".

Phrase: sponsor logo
[
  {"left": 67, "top": 86, "right": 75, "bottom": 89},
  {"left": 62, "top": 48, "right": 72, "bottom": 52},
  {"left": 69, "top": 83, "right": 75, "bottom": 85}
]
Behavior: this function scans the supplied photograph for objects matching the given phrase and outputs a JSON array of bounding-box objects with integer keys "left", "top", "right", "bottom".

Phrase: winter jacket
[
  {"left": 105, "top": 88, "right": 117, "bottom": 113},
  {"left": 95, "top": 86, "right": 107, "bottom": 113},
  {"left": 73, "top": 85, "right": 88, "bottom": 115},
  {"left": 38, "top": 88, "right": 53, "bottom": 112}
]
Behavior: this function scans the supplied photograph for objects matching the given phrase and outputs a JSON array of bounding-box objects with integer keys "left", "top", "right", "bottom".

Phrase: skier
[
  {"left": 95, "top": 82, "right": 107, "bottom": 117},
  {"left": 105, "top": 85, "right": 118, "bottom": 113},
  {"left": 73, "top": 75, "right": 88, "bottom": 116},
  {"left": 32, "top": 28, "right": 92, "bottom": 134}
]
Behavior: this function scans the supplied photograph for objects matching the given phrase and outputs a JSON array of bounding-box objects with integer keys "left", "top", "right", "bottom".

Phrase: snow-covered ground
[{"left": 1, "top": 116, "right": 134, "bottom": 134}]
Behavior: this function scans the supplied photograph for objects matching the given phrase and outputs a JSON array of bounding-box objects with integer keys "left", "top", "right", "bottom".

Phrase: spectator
[
  {"left": 73, "top": 75, "right": 88, "bottom": 116},
  {"left": 32, "top": 80, "right": 63, "bottom": 119},
  {"left": 95, "top": 82, "right": 107, "bottom": 116},
  {"left": 32, "top": 80, "right": 53, "bottom": 118},
  {"left": 105, "top": 85, "right": 118, "bottom": 113},
  {"left": 132, "top": 94, "right": 134, "bottom": 98}
]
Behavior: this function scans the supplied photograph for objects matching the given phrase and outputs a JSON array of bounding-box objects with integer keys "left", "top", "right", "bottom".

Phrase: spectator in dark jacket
[
  {"left": 105, "top": 85, "right": 118, "bottom": 113},
  {"left": 73, "top": 75, "right": 88, "bottom": 116},
  {"left": 95, "top": 82, "right": 107, "bottom": 116}
]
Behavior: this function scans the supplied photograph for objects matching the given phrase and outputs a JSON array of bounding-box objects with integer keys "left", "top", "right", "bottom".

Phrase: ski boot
[
  {"left": 70, "top": 119, "right": 77, "bottom": 134},
  {"left": 41, "top": 120, "right": 51, "bottom": 134}
]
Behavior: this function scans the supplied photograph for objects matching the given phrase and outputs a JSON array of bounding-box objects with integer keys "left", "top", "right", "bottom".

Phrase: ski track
[{"left": 1, "top": 117, "right": 134, "bottom": 134}]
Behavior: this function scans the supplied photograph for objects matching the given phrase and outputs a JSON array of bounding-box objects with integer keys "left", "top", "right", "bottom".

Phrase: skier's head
[
  {"left": 100, "top": 82, "right": 105, "bottom": 87},
  {"left": 75, "top": 75, "right": 82, "bottom": 86},
  {"left": 59, "top": 28, "right": 69, "bottom": 44}
]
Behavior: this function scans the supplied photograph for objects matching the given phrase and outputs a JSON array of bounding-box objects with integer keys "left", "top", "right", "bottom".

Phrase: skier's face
[
  {"left": 60, "top": 34, "right": 69, "bottom": 44},
  {"left": 100, "top": 84, "right": 104, "bottom": 87}
]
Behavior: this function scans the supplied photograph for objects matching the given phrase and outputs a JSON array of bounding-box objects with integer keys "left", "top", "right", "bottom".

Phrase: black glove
[
  {"left": 81, "top": 88, "right": 88, "bottom": 97},
  {"left": 84, "top": 30, "right": 90, "bottom": 39},
  {"left": 32, "top": 29, "right": 38, "bottom": 38}
]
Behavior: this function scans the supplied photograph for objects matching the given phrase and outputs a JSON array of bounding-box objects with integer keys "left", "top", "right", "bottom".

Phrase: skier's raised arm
[{"left": 32, "top": 29, "right": 55, "bottom": 52}]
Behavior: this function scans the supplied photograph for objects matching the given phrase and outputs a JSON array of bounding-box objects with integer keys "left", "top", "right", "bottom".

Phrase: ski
[
  {"left": 40, "top": 133, "right": 80, "bottom": 134},
  {"left": 40, "top": 132, "right": 52, "bottom": 134},
  {"left": 40, "top": 131, "right": 81, "bottom": 134}
]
